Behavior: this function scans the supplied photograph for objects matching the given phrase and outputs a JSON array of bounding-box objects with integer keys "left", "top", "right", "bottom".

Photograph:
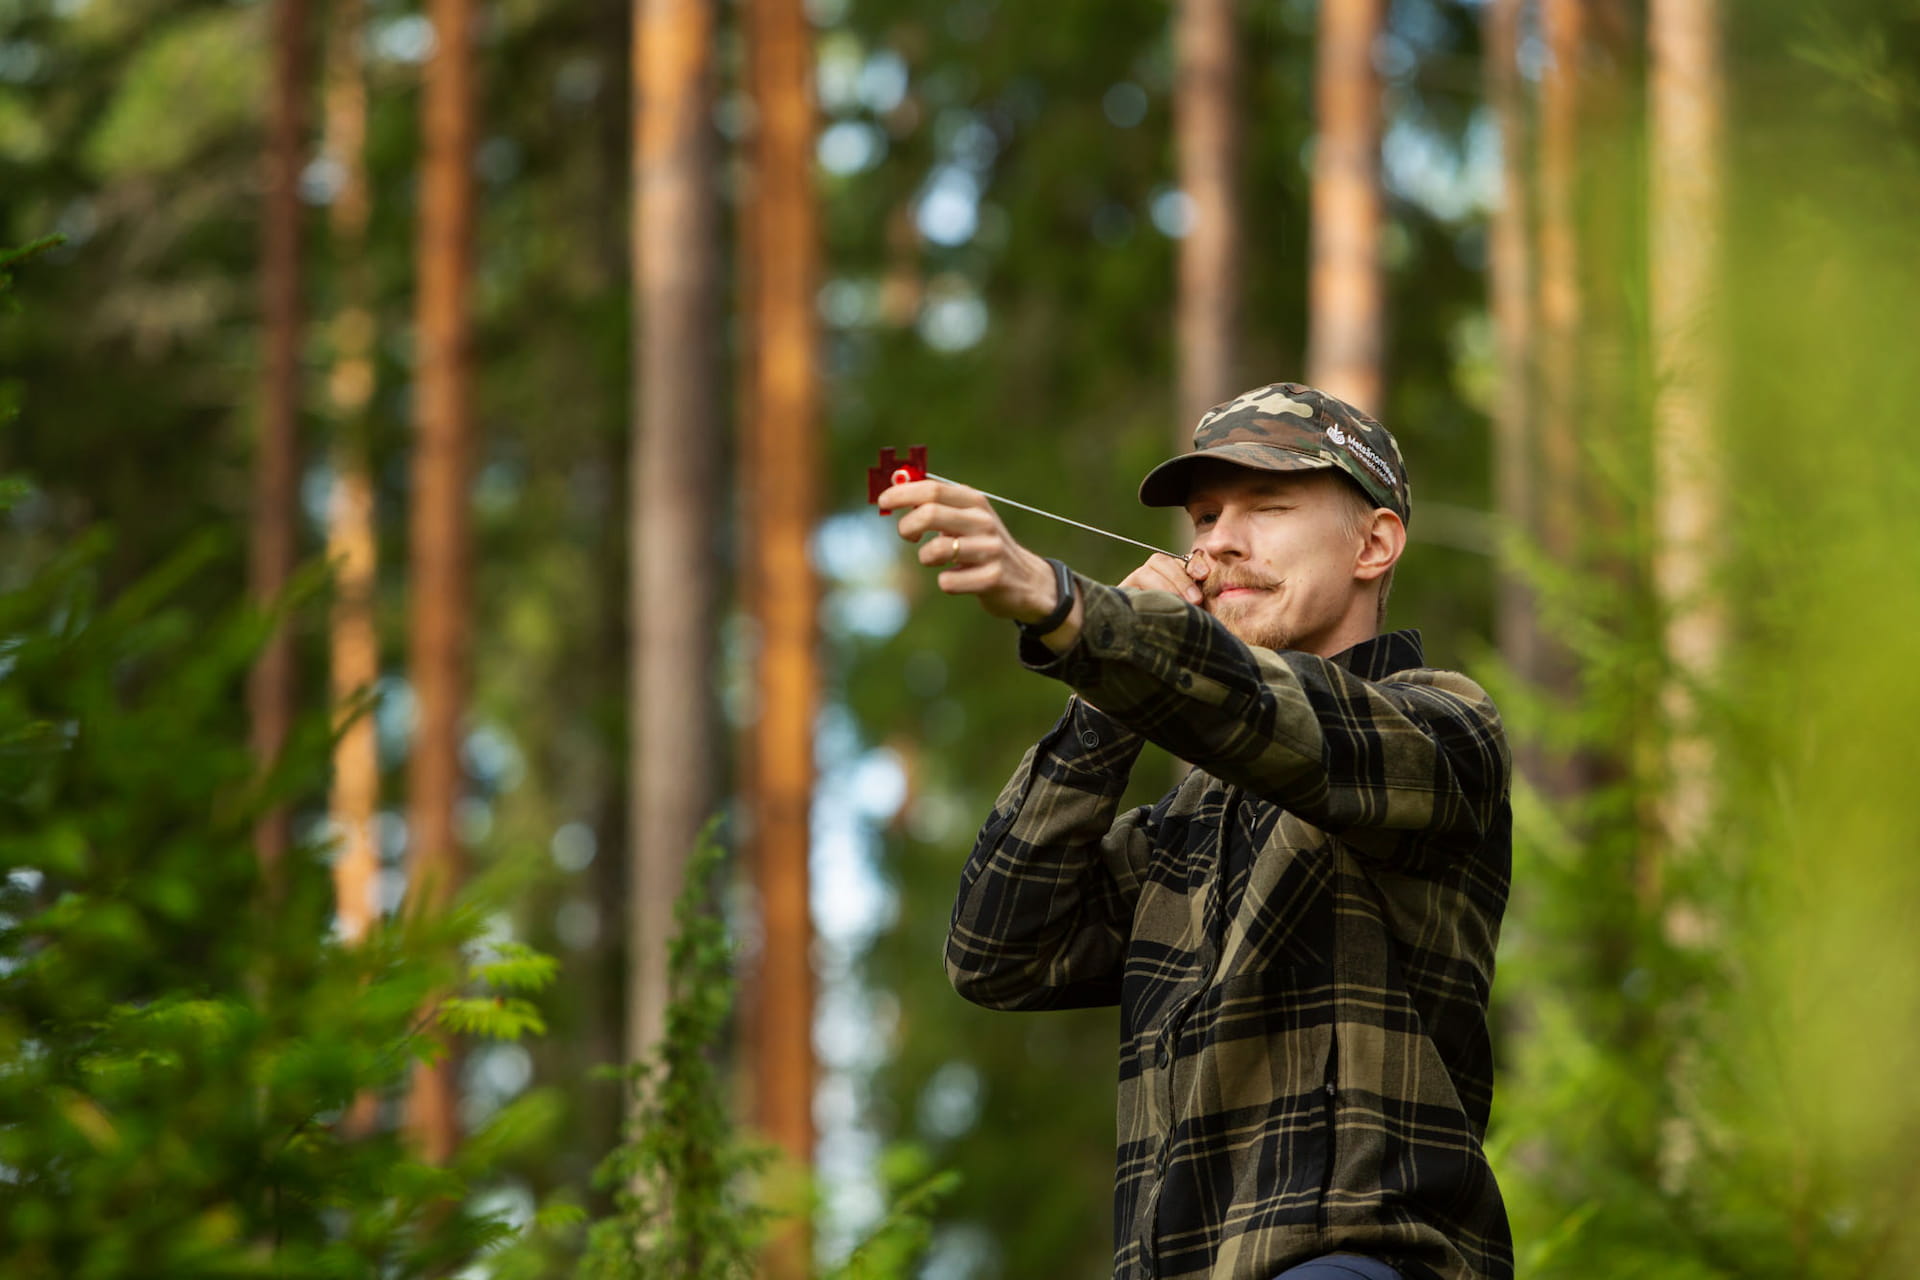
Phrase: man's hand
[
  {"left": 1118, "top": 550, "right": 1207, "bottom": 606},
  {"left": 879, "top": 477, "right": 1070, "bottom": 630}
]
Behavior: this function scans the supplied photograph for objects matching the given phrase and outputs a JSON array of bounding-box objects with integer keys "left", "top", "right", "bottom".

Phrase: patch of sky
[
  {"left": 941, "top": 113, "right": 999, "bottom": 173},
  {"left": 1373, "top": 30, "right": 1418, "bottom": 84},
  {"left": 53, "top": 199, "right": 98, "bottom": 249},
  {"left": 1150, "top": 186, "right": 1196, "bottom": 238},
  {"left": 917, "top": 1059, "right": 983, "bottom": 1141},
  {"left": 915, "top": 165, "right": 980, "bottom": 246},
  {"left": 818, "top": 276, "right": 882, "bottom": 329},
  {"left": 818, "top": 119, "right": 886, "bottom": 176},
  {"left": 371, "top": 13, "right": 434, "bottom": 65},
  {"left": 378, "top": 809, "right": 408, "bottom": 862},
  {"left": 550, "top": 820, "right": 597, "bottom": 871},
  {"left": 454, "top": 1181, "right": 536, "bottom": 1272},
  {"left": 815, "top": 511, "right": 908, "bottom": 637},
  {"left": 816, "top": 31, "right": 866, "bottom": 112},
  {"left": 0, "top": 41, "right": 45, "bottom": 83},
  {"left": 922, "top": 1222, "right": 1001, "bottom": 1280},
  {"left": 300, "top": 461, "right": 335, "bottom": 532},
  {"left": 374, "top": 675, "right": 414, "bottom": 762},
  {"left": 461, "top": 723, "right": 526, "bottom": 793},
  {"left": 299, "top": 154, "right": 343, "bottom": 206},
  {"left": 1103, "top": 81, "right": 1149, "bottom": 129},
  {"left": 1390, "top": 0, "right": 1454, "bottom": 51},
  {"left": 1383, "top": 104, "right": 1498, "bottom": 223},
  {"left": 918, "top": 273, "right": 988, "bottom": 353},
  {"left": 555, "top": 898, "right": 599, "bottom": 950},
  {"left": 378, "top": 865, "right": 407, "bottom": 914},
  {"left": 859, "top": 49, "right": 909, "bottom": 114}
]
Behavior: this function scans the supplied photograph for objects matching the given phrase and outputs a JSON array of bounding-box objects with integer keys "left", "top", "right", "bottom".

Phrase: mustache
[{"left": 1202, "top": 570, "right": 1281, "bottom": 600}]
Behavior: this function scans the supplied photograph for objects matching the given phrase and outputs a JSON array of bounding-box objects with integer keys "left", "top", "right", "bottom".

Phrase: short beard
[{"left": 1206, "top": 587, "right": 1293, "bottom": 651}]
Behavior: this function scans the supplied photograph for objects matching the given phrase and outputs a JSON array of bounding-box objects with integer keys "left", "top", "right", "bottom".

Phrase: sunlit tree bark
[
  {"left": 1306, "top": 0, "right": 1383, "bottom": 413},
  {"left": 1485, "top": 0, "right": 1540, "bottom": 695},
  {"left": 251, "top": 0, "right": 309, "bottom": 872},
  {"left": 405, "top": 0, "right": 476, "bottom": 1164},
  {"left": 743, "top": 0, "right": 819, "bottom": 1273},
  {"left": 322, "top": 0, "right": 381, "bottom": 1134},
  {"left": 1649, "top": 0, "right": 1724, "bottom": 899},
  {"left": 1174, "top": 0, "right": 1240, "bottom": 440},
  {"left": 324, "top": 0, "right": 379, "bottom": 954},
  {"left": 1538, "top": 0, "right": 1583, "bottom": 572},
  {"left": 629, "top": 0, "right": 721, "bottom": 1081}
]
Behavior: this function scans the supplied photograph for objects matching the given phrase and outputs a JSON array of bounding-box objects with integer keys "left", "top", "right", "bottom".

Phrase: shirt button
[
  {"left": 1098, "top": 625, "right": 1115, "bottom": 646},
  {"left": 1079, "top": 728, "right": 1100, "bottom": 749},
  {"left": 1177, "top": 672, "right": 1192, "bottom": 688}
]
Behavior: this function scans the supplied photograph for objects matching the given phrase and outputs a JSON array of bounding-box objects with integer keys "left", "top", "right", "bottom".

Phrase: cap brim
[{"left": 1137, "top": 442, "right": 1341, "bottom": 508}]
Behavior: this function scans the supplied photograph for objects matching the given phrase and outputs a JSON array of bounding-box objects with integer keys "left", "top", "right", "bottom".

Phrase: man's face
[{"left": 1182, "top": 461, "right": 1384, "bottom": 656}]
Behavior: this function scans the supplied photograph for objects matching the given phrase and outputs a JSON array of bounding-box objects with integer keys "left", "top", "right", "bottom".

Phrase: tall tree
[
  {"left": 629, "top": 0, "right": 721, "bottom": 1077},
  {"left": 1537, "top": 0, "right": 1582, "bottom": 573},
  {"left": 405, "top": 0, "right": 477, "bottom": 1164},
  {"left": 1306, "top": 0, "right": 1384, "bottom": 412},
  {"left": 1485, "top": 0, "right": 1540, "bottom": 692},
  {"left": 1648, "top": 0, "right": 1723, "bottom": 887},
  {"left": 251, "top": 0, "right": 310, "bottom": 871},
  {"left": 1173, "top": 0, "right": 1240, "bottom": 439},
  {"left": 744, "top": 0, "right": 819, "bottom": 1269},
  {"left": 324, "top": 0, "right": 380, "bottom": 955}
]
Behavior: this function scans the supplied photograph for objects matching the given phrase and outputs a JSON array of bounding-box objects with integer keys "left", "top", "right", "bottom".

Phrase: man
[{"left": 878, "top": 383, "right": 1513, "bottom": 1280}]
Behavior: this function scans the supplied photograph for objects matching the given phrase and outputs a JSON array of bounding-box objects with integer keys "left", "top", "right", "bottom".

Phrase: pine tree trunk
[
  {"left": 1485, "top": 0, "right": 1542, "bottom": 698},
  {"left": 251, "top": 0, "right": 308, "bottom": 873},
  {"left": 1174, "top": 0, "right": 1240, "bottom": 440},
  {"left": 1537, "top": 0, "right": 1583, "bottom": 572},
  {"left": 325, "top": 0, "right": 379, "bottom": 956},
  {"left": 405, "top": 0, "right": 476, "bottom": 1165},
  {"left": 744, "top": 0, "right": 819, "bottom": 1271},
  {"left": 1306, "top": 0, "right": 1384, "bottom": 413},
  {"left": 1649, "top": 0, "right": 1723, "bottom": 912},
  {"left": 629, "top": 0, "right": 720, "bottom": 1072}
]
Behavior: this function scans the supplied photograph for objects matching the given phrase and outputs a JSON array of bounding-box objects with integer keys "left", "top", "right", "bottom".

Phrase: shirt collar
[{"left": 1327, "top": 628, "right": 1424, "bottom": 680}]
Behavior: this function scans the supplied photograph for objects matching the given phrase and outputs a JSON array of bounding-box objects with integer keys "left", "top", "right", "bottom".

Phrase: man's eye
[{"left": 1193, "top": 513, "right": 1217, "bottom": 527}]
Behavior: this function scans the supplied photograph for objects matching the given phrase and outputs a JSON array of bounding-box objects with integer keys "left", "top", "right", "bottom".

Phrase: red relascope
[{"left": 867, "top": 445, "right": 928, "bottom": 514}]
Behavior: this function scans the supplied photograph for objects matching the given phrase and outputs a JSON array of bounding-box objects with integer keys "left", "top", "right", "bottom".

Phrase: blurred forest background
[{"left": 4, "top": 0, "right": 1920, "bottom": 1275}]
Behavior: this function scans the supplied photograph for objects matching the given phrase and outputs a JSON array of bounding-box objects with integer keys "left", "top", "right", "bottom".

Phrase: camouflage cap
[{"left": 1138, "top": 382, "right": 1412, "bottom": 522}]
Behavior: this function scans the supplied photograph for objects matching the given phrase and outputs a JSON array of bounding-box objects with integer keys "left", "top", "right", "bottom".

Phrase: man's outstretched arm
[{"left": 944, "top": 696, "right": 1157, "bottom": 1011}]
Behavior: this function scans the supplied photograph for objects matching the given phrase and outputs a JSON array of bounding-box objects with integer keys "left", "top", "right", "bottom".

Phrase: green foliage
[
  {"left": 83, "top": 7, "right": 264, "bottom": 178},
  {"left": 1482, "top": 7, "right": 1920, "bottom": 1277},
  {"left": 578, "top": 823, "right": 771, "bottom": 1280},
  {"left": 577, "top": 822, "right": 957, "bottom": 1280},
  {"left": 0, "top": 437, "right": 564, "bottom": 1273}
]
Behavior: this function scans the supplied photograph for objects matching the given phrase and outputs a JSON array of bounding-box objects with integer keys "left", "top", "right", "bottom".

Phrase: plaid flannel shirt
[{"left": 946, "top": 576, "right": 1513, "bottom": 1280}]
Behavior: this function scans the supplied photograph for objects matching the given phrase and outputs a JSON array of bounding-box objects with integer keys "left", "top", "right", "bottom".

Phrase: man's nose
[{"left": 1192, "top": 515, "right": 1246, "bottom": 564}]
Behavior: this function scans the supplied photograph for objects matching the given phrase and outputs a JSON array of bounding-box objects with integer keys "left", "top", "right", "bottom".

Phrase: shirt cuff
[{"left": 1036, "top": 695, "right": 1145, "bottom": 784}]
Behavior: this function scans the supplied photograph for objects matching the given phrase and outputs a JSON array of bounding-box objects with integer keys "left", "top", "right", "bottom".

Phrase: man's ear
[{"left": 1353, "top": 509, "right": 1405, "bottom": 583}]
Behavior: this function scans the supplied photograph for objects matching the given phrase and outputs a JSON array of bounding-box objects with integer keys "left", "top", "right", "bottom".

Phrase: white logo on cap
[{"left": 1325, "top": 423, "right": 1394, "bottom": 490}]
